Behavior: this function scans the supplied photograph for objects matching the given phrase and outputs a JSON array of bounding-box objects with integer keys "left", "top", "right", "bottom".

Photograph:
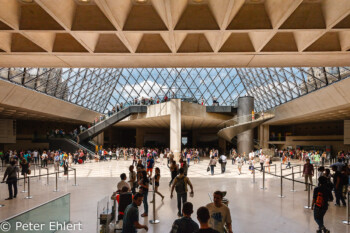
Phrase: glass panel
[{"left": 3, "top": 193, "right": 70, "bottom": 233}]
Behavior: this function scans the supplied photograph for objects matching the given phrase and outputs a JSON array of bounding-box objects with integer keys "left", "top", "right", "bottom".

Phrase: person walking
[
  {"left": 20, "top": 158, "right": 29, "bottom": 183},
  {"left": 2, "top": 160, "right": 19, "bottom": 200},
  {"left": 332, "top": 166, "right": 346, "bottom": 206},
  {"left": 219, "top": 154, "right": 227, "bottom": 174},
  {"left": 129, "top": 165, "right": 137, "bottom": 195},
  {"left": 169, "top": 161, "right": 179, "bottom": 186},
  {"left": 303, "top": 158, "right": 314, "bottom": 191},
  {"left": 236, "top": 154, "right": 243, "bottom": 175},
  {"left": 170, "top": 202, "right": 199, "bottom": 233},
  {"left": 139, "top": 170, "right": 149, "bottom": 217},
  {"left": 206, "top": 191, "right": 233, "bottom": 233},
  {"left": 208, "top": 156, "right": 217, "bottom": 176},
  {"left": 259, "top": 154, "right": 265, "bottom": 172},
  {"left": 171, "top": 168, "right": 194, "bottom": 217},
  {"left": 122, "top": 192, "right": 148, "bottom": 233},
  {"left": 150, "top": 167, "right": 164, "bottom": 203},
  {"left": 311, "top": 176, "right": 333, "bottom": 233}
]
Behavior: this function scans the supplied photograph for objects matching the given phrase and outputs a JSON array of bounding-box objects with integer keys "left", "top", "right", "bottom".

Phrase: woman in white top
[
  {"left": 68, "top": 153, "right": 73, "bottom": 167},
  {"left": 116, "top": 149, "right": 119, "bottom": 160},
  {"left": 159, "top": 151, "right": 164, "bottom": 165}
]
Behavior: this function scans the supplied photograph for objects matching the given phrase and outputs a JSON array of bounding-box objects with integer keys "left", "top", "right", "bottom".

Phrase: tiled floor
[{"left": 0, "top": 159, "right": 349, "bottom": 233}]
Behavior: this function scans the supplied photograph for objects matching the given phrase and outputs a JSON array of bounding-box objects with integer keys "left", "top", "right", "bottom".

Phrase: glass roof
[{"left": 0, "top": 67, "right": 349, "bottom": 113}]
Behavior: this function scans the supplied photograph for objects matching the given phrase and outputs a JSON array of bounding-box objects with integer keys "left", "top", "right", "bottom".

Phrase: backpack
[
  {"left": 175, "top": 177, "right": 186, "bottom": 194},
  {"left": 218, "top": 158, "right": 223, "bottom": 164},
  {"left": 315, "top": 191, "right": 324, "bottom": 208}
]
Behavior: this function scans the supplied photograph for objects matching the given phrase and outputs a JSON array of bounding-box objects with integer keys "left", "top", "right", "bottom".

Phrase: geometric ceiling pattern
[
  {"left": 1, "top": 67, "right": 350, "bottom": 113},
  {"left": 1, "top": 0, "right": 350, "bottom": 67}
]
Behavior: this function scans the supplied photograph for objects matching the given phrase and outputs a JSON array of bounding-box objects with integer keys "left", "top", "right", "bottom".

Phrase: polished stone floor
[{"left": 0, "top": 159, "right": 348, "bottom": 233}]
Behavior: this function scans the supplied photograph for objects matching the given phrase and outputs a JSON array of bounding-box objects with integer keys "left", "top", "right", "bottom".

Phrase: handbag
[
  {"left": 207, "top": 166, "right": 210, "bottom": 172},
  {"left": 28, "top": 169, "right": 31, "bottom": 175}
]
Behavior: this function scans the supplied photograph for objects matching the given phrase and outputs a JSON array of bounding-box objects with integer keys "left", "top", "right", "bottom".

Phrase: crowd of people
[{"left": 2, "top": 146, "right": 350, "bottom": 232}]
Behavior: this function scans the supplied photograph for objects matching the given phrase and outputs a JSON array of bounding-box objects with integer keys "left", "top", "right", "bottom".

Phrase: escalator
[
  {"left": 49, "top": 138, "right": 95, "bottom": 156},
  {"left": 78, "top": 105, "right": 147, "bottom": 142}
]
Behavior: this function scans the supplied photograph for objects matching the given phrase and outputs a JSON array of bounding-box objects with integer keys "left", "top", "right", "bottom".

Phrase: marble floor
[{"left": 0, "top": 159, "right": 349, "bottom": 233}]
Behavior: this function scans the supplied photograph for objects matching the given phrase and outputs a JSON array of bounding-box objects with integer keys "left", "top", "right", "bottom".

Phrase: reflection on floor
[{"left": 0, "top": 159, "right": 348, "bottom": 233}]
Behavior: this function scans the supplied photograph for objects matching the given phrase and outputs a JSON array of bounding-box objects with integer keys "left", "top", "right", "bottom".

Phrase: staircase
[{"left": 218, "top": 112, "right": 274, "bottom": 142}]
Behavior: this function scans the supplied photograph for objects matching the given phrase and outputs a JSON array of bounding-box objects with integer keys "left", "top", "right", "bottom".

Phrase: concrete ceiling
[
  {"left": 0, "top": 0, "right": 350, "bottom": 67},
  {"left": 266, "top": 76, "right": 350, "bottom": 125},
  {"left": 0, "top": 103, "right": 85, "bottom": 123}
]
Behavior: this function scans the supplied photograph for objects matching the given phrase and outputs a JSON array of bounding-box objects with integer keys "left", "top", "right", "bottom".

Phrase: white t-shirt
[
  {"left": 206, "top": 203, "right": 232, "bottom": 233},
  {"left": 220, "top": 155, "right": 227, "bottom": 163},
  {"left": 117, "top": 180, "right": 130, "bottom": 191}
]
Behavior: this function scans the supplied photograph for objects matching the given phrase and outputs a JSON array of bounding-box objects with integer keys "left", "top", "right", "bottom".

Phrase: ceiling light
[
  {"left": 192, "top": 0, "right": 204, "bottom": 3},
  {"left": 136, "top": 0, "right": 148, "bottom": 3},
  {"left": 78, "top": 0, "right": 91, "bottom": 3},
  {"left": 20, "top": 0, "right": 34, "bottom": 3}
]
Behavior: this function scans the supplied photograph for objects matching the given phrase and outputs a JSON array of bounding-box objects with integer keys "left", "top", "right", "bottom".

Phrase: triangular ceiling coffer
[
  {"left": 334, "top": 14, "right": 350, "bottom": 29},
  {"left": 11, "top": 33, "right": 46, "bottom": 52},
  {"left": 305, "top": 32, "right": 341, "bottom": 52},
  {"left": 20, "top": 4, "right": 64, "bottom": 30},
  {"left": 53, "top": 33, "right": 88, "bottom": 52},
  {"left": 123, "top": 5, "right": 167, "bottom": 31},
  {"left": 95, "top": 34, "right": 130, "bottom": 53},
  {"left": 175, "top": 4, "right": 219, "bottom": 30},
  {"left": 227, "top": 3, "right": 272, "bottom": 30},
  {"left": 178, "top": 34, "right": 213, "bottom": 53},
  {"left": 72, "top": 5, "right": 116, "bottom": 31},
  {"left": 219, "top": 33, "right": 255, "bottom": 52},
  {"left": 136, "top": 34, "right": 170, "bottom": 53},
  {"left": 280, "top": 3, "right": 326, "bottom": 29},
  {"left": 0, "top": 21, "right": 13, "bottom": 30},
  {"left": 262, "top": 32, "right": 298, "bottom": 52}
]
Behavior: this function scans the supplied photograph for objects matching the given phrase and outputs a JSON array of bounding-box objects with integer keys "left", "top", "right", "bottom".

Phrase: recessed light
[
  {"left": 20, "top": 0, "right": 34, "bottom": 3},
  {"left": 192, "top": 0, "right": 204, "bottom": 3},
  {"left": 136, "top": 0, "right": 148, "bottom": 3},
  {"left": 78, "top": 0, "right": 91, "bottom": 3}
]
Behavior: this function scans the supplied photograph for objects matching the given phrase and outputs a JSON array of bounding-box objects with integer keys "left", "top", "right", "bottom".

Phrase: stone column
[
  {"left": 258, "top": 124, "right": 269, "bottom": 149},
  {"left": 218, "top": 137, "right": 226, "bottom": 154},
  {"left": 136, "top": 128, "right": 145, "bottom": 148},
  {"left": 192, "top": 130, "right": 197, "bottom": 147},
  {"left": 93, "top": 132, "right": 104, "bottom": 147},
  {"left": 237, "top": 96, "right": 254, "bottom": 155},
  {"left": 170, "top": 99, "right": 182, "bottom": 162}
]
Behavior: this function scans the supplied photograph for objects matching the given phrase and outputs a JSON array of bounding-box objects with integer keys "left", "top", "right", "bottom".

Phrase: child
[
  {"left": 150, "top": 167, "right": 164, "bottom": 203},
  {"left": 248, "top": 158, "right": 255, "bottom": 174}
]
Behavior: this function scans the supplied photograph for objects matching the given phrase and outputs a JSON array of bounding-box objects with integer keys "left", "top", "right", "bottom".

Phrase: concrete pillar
[
  {"left": 136, "top": 128, "right": 145, "bottom": 148},
  {"left": 170, "top": 99, "right": 182, "bottom": 162},
  {"left": 192, "top": 130, "right": 197, "bottom": 147},
  {"left": 237, "top": 96, "right": 254, "bottom": 155},
  {"left": 93, "top": 132, "right": 104, "bottom": 147},
  {"left": 263, "top": 124, "right": 269, "bottom": 149},
  {"left": 258, "top": 124, "right": 269, "bottom": 149},
  {"left": 218, "top": 137, "right": 226, "bottom": 155}
]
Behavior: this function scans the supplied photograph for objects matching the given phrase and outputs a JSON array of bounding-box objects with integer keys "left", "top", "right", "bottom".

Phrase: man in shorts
[{"left": 147, "top": 155, "right": 155, "bottom": 177}]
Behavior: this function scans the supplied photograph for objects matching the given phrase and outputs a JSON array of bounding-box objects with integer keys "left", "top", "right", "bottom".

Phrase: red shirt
[{"left": 303, "top": 163, "right": 314, "bottom": 175}]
